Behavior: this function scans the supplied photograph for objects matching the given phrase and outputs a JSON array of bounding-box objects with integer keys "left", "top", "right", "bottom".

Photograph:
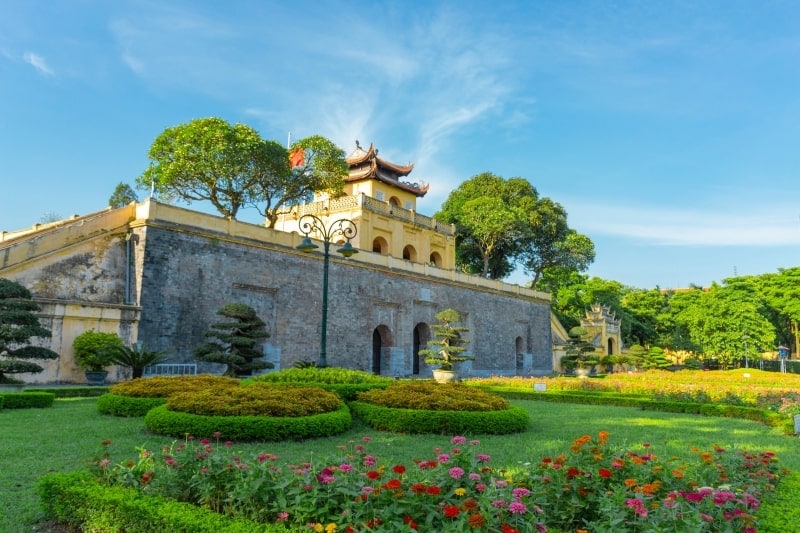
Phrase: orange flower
[
  {"left": 598, "top": 431, "right": 609, "bottom": 445},
  {"left": 624, "top": 478, "right": 637, "bottom": 488},
  {"left": 467, "top": 513, "right": 486, "bottom": 528}
]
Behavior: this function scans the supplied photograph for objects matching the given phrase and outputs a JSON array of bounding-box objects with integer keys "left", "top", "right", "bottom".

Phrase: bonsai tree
[
  {"left": 0, "top": 278, "right": 60, "bottom": 383},
  {"left": 419, "top": 308, "right": 473, "bottom": 371},
  {"left": 561, "top": 326, "right": 599, "bottom": 371},
  {"left": 111, "top": 343, "right": 168, "bottom": 379},
  {"left": 194, "top": 303, "right": 274, "bottom": 377},
  {"left": 72, "top": 330, "right": 124, "bottom": 372}
]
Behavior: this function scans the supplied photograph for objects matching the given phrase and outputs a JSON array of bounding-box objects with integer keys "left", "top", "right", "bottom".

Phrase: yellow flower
[
  {"left": 454, "top": 487, "right": 466, "bottom": 496},
  {"left": 325, "top": 524, "right": 337, "bottom": 533},
  {"left": 313, "top": 524, "right": 324, "bottom": 533}
]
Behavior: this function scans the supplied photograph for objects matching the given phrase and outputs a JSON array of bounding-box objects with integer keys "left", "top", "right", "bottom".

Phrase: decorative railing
[{"left": 143, "top": 363, "right": 198, "bottom": 377}]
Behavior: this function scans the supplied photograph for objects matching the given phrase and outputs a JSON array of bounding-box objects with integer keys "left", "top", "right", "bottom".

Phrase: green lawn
[{"left": 1, "top": 397, "right": 797, "bottom": 532}]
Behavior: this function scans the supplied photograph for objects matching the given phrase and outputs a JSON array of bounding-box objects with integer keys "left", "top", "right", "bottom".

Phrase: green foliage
[
  {"left": 111, "top": 343, "right": 168, "bottom": 379},
  {"left": 97, "top": 393, "right": 167, "bottom": 417},
  {"left": 194, "top": 303, "right": 273, "bottom": 377},
  {"left": 38, "top": 471, "right": 282, "bottom": 532},
  {"left": 561, "top": 326, "right": 599, "bottom": 370},
  {"left": 418, "top": 308, "right": 472, "bottom": 370},
  {"left": 165, "top": 384, "right": 341, "bottom": 417},
  {"left": 144, "top": 402, "right": 352, "bottom": 441},
  {"left": 759, "top": 472, "right": 800, "bottom": 533},
  {"left": 108, "top": 374, "right": 240, "bottom": 398},
  {"left": 253, "top": 366, "right": 392, "bottom": 385},
  {"left": 138, "top": 117, "right": 346, "bottom": 225},
  {"left": 350, "top": 401, "right": 530, "bottom": 434},
  {"left": 72, "top": 330, "right": 124, "bottom": 371},
  {"left": 0, "top": 391, "right": 54, "bottom": 408},
  {"left": 0, "top": 278, "right": 59, "bottom": 382},
  {"left": 357, "top": 381, "right": 509, "bottom": 411},
  {"left": 108, "top": 182, "right": 138, "bottom": 208}
]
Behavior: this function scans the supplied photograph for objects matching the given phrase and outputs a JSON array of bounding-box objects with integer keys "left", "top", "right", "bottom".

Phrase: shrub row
[
  {"left": 357, "top": 381, "right": 510, "bottom": 411},
  {"left": 759, "top": 472, "right": 800, "bottom": 532},
  {"left": 349, "top": 401, "right": 530, "bottom": 434},
  {"left": 144, "top": 401, "right": 353, "bottom": 441},
  {"left": 26, "top": 386, "right": 108, "bottom": 398},
  {"left": 108, "top": 375, "right": 239, "bottom": 398},
  {"left": 97, "top": 393, "right": 167, "bottom": 417},
  {"left": 0, "top": 391, "right": 55, "bottom": 409},
  {"left": 37, "top": 471, "right": 290, "bottom": 533},
  {"left": 481, "top": 387, "right": 797, "bottom": 435},
  {"left": 251, "top": 367, "right": 393, "bottom": 385}
]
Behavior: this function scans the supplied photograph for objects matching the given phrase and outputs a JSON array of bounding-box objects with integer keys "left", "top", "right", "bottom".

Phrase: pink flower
[
  {"left": 363, "top": 455, "right": 376, "bottom": 466},
  {"left": 509, "top": 501, "right": 527, "bottom": 514},
  {"left": 451, "top": 436, "right": 467, "bottom": 445},
  {"left": 512, "top": 487, "right": 531, "bottom": 499},
  {"left": 469, "top": 473, "right": 481, "bottom": 481},
  {"left": 339, "top": 463, "right": 353, "bottom": 472},
  {"left": 476, "top": 454, "right": 491, "bottom": 463},
  {"left": 277, "top": 512, "right": 289, "bottom": 522},
  {"left": 438, "top": 453, "right": 451, "bottom": 463},
  {"left": 449, "top": 467, "right": 464, "bottom": 479}
]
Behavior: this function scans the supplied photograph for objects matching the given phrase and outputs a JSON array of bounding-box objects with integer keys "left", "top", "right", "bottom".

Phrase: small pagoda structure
[
  {"left": 580, "top": 303, "right": 622, "bottom": 355},
  {"left": 275, "top": 141, "right": 455, "bottom": 269}
]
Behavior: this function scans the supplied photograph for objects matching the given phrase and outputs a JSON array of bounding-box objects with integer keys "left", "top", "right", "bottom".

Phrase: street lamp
[{"left": 295, "top": 214, "right": 358, "bottom": 368}]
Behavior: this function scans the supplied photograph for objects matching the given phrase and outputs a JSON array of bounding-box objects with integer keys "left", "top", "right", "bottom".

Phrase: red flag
[{"left": 290, "top": 148, "right": 305, "bottom": 168}]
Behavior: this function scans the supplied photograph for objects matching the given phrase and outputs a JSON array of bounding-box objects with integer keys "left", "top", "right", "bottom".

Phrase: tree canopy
[
  {"left": 137, "top": 118, "right": 346, "bottom": 224},
  {"left": 108, "top": 182, "right": 139, "bottom": 208},
  {"left": 436, "top": 173, "right": 594, "bottom": 282}
]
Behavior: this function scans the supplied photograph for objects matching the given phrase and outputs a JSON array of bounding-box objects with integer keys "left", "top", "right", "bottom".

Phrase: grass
[{"left": 2, "top": 396, "right": 798, "bottom": 532}]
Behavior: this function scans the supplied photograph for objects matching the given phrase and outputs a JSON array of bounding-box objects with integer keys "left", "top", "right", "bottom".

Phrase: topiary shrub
[
  {"left": 143, "top": 383, "right": 351, "bottom": 440},
  {"left": 249, "top": 367, "right": 393, "bottom": 401},
  {"left": 194, "top": 303, "right": 273, "bottom": 377},
  {"left": 352, "top": 381, "right": 529, "bottom": 434},
  {"left": 72, "top": 330, "right": 124, "bottom": 372}
]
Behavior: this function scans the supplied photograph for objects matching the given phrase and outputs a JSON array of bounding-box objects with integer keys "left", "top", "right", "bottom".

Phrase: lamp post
[{"left": 295, "top": 214, "right": 358, "bottom": 368}]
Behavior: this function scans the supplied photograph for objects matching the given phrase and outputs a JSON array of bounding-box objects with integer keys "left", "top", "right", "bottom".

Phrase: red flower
[
  {"left": 385, "top": 479, "right": 402, "bottom": 490},
  {"left": 598, "top": 468, "right": 612, "bottom": 478},
  {"left": 566, "top": 467, "right": 582, "bottom": 479},
  {"left": 367, "top": 470, "right": 381, "bottom": 480},
  {"left": 393, "top": 464, "right": 406, "bottom": 475},
  {"left": 427, "top": 486, "right": 442, "bottom": 495},
  {"left": 468, "top": 513, "right": 486, "bottom": 528},
  {"left": 411, "top": 483, "right": 427, "bottom": 494},
  {"left": 501, "top": 525, "right": 521, "bottom": 533},
  {"left": 403, "top": 515, "right": 418, "bottom": 529},
  {"left": 444, "top": 505, "right": 460, "bottom": 518}
]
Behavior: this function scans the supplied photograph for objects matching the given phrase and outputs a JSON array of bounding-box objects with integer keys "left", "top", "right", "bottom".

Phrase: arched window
[
  {"left": 429, "top": 252, "right": 442, "bottom": 267},
  {"left": 372, "top": 236, "right": 388, "bottom": 254},
  {"left": 389, "top": 196, "right": 401, "bottom": 207},
  {"left": 402, "top": 245, "right": 417, "bottom": 261}
]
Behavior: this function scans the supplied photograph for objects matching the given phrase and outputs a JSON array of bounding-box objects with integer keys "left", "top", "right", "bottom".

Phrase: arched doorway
[
  {"left": 372, "top": 236, "right": 388, "bottom": 254},
  {"left": 403, "top": 245, "right": 417, "bottom": 261},
  {"left": 413, "top": 323, "right": 430, "bottom": 375},
  {"left": 372, "top": 325, "right": 392, "bottom": 375},
  {"left": 607, "top": 338, "right": 614, "bottom": 355}
]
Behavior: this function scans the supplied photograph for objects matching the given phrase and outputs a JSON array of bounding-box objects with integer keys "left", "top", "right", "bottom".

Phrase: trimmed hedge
[
  {"left": 37, "top": 471, "right": 290, "bottom": 532},
  {"left": 759, "top": 472, "right": 800, "bottom": 532},
  {"left": 97, "top": 393, "right": 167, "bottom": 417},
  {"left": 144, "top": 401, "right": 353, "bottom": 441},
  {"left": 26, "top": 386, "right": 109, "bottom": 398},
  {"left": 349, "top": 401, "right": 530, "bottom": 434},
  {"left": 0, "top": 391, "right": 55, "bottom": 409}
]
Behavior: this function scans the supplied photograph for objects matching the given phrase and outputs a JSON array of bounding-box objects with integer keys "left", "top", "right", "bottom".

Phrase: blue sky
[{"left": 2, "top": 1, "right": 800, "bottom": 290}]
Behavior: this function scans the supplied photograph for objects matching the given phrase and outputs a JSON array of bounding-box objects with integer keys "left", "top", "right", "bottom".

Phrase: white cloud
[
  {"left": 23, "top": 51, "right": 54, "bottom": 76},
  {"left": 565, "top": 201, "right": 800, "bottom": 247}
]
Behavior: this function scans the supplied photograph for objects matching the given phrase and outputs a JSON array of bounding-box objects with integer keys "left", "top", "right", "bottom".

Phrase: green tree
[
  {"left": 0, "top": 278, "right": 59, "bottom": 383},
  {"left": 519, "top": 197, "right": 595, "bottom": 286},
  {"left": 194, "top": 303, "right": 273, "bottom": 377},
  {"left": 755, "top": 268, "right": 800, "bottom": 356},
  {"left": 138, "top": 118, "right": 346, "bottom": 224},
  {"left": 674, "top": 284, "right": 775, "bottom": 368},
  {"left": 108, "top": 182, "right": 139, "bottom": 208},
  {"left": 111, "top": 343, "right": 168, "bottom": 379},
  {"left": 72, "top": 330, "right": 124, "bottom": 372},
  {"left": 561, "top": 326, "right": 599, "bottom": 371},
  {"left": 419, "top": 308, "right": 472, "bottom": 371},
  {"left": 255, "top": 135, "right": 348, "bottom": 228}
]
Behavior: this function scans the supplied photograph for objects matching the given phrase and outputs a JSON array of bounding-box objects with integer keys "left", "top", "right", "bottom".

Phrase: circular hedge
[
  {"left": 98, "top": 375, "right": 240, "bottom": 417},
  {"left": 144, "top": 401, "right": 352, "bottom": 441},
  {"left": 351, "top": 381, "right": 530, "bottom": 434},
  {"left": 144, "top": 384, "right": 352, "bottom": 441}
]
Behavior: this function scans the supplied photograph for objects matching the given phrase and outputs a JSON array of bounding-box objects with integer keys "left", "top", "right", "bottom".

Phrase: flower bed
[{"left": 42, "top": 431, "right": 784, "bottom": 532}]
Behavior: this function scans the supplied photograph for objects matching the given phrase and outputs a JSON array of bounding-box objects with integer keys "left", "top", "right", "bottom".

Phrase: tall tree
[
  {"left": 108, "top": 182, "right": 139, "bottom": 208},
  {"left": 137, "top": 118, "right": 346, "bottom": 223},
  {"left": 519, "top": 197, "right": 595, "bottom": 286},
  {"left": 194, "top": 303, "right": 273, "bottom": 377},
  {"left": 254, "top": 135, "right": 348, "bottom": 228},
  {"left": 0, "top": 278, "right": 59, "bottom": 383}
]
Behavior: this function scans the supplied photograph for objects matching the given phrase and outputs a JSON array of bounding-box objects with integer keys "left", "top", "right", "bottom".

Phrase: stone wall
[{"left": 1, "top": 201, "right": 553, "bottom": 382}]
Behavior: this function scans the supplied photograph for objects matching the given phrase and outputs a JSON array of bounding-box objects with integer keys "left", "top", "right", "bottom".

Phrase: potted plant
[
  {"left": 72, "top": 330, "right": 124, "bottom": 385},
  {"left": 111, "top": 342, "right": 168, "bottom": 379},
  {"left": 419, "top": 308, "right": 473, "bottom": 383}
]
